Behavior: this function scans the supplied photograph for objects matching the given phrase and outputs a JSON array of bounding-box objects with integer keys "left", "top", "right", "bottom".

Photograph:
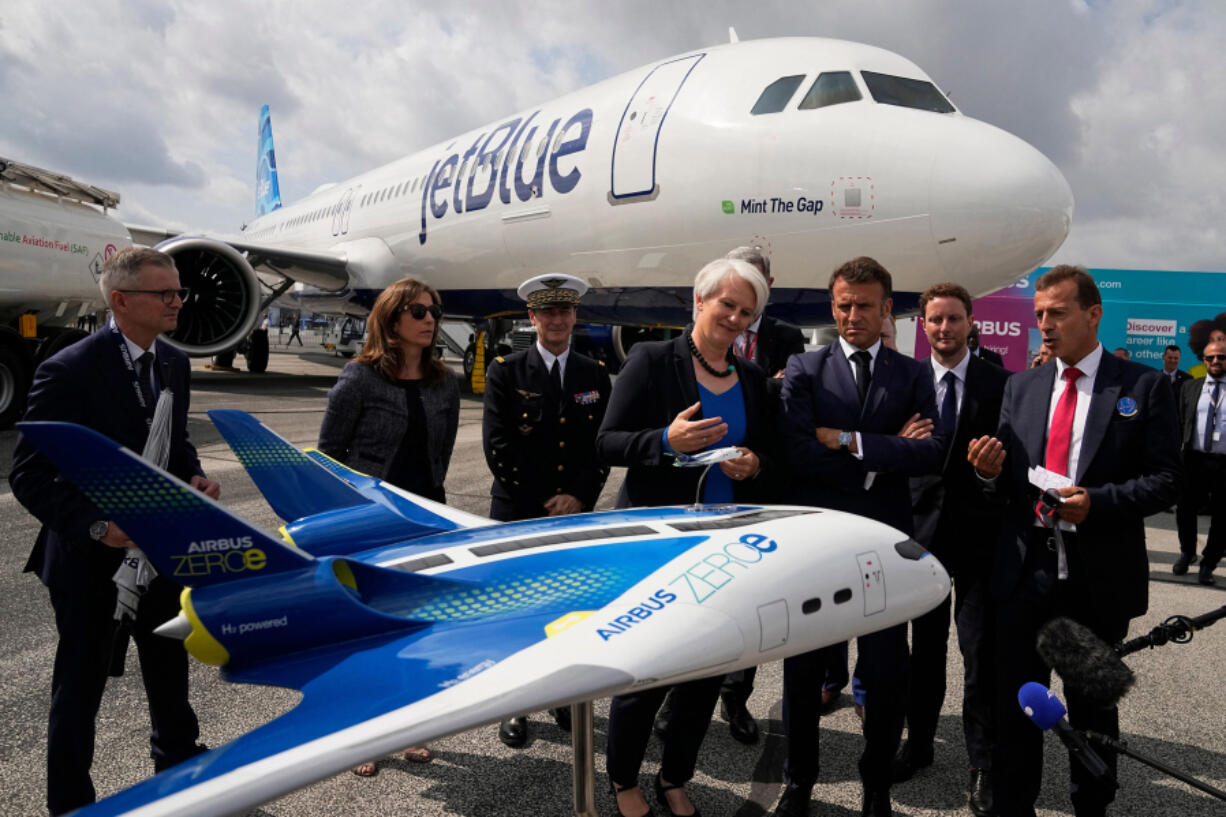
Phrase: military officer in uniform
[{"left": 482, "top": 272, "right": 612, "bottom": 746}]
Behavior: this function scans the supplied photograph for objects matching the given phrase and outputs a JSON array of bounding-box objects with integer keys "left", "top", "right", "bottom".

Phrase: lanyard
[{"left": 108, "top": 324, "right": 160, "bottom": 421}]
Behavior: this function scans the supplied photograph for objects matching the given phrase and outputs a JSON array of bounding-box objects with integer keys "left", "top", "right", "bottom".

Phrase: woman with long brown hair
[
  {"left": 318, "top": 277, "right": 459, "bottom": 775},
  {"left": 319, "top": 277, "right": 459, "bottom": 504}
]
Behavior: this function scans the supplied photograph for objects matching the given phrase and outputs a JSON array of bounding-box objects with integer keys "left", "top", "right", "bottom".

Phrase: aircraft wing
[{"left": 126, "top": 223, "right": 350, "bottom": 291}]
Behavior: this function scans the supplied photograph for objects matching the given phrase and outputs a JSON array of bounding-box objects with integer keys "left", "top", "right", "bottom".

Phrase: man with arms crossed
[
  {"left": 968, "top": 265, "right": 1180, "bottom": 817},
  {"left": 776, "top": 257, "right": 945, "bottom": 817},
  {"left": 11, "top": 248, "right": 219, "bottom": 816}
]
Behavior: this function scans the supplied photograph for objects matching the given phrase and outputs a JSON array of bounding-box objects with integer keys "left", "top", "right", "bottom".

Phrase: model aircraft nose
[{"left": 929, "top": 121, "right": 1073, "bottom": 292}]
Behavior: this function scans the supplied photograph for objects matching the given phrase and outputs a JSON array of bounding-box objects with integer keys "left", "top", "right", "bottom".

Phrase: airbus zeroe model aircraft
[{"left": 19, "top": 410, "right": 952, "bottom": 816}]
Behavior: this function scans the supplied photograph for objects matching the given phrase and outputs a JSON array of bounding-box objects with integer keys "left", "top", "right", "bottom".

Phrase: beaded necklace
[{"left": 687, "top": 331, "right": 734, "bottom": 378}]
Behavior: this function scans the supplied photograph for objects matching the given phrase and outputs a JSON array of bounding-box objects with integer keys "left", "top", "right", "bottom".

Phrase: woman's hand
[
  {"left": 719, "top": 447, "right": 759, "bottom": 481},
  {"left": 667, "top": 401, "right": 728, "bottom": 453}
]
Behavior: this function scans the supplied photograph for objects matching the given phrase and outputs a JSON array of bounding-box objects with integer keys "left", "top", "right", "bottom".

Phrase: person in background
[
  {"left": 1186, "top": 314, "right": 1226, "bottom": 378},
  {"left": 1161, "top": 344, "right": 1191, "bottom": 388},
  {"left": 968, "top": 265, "right": 1181, "bottom": 817},
  {"left": 968, "top": 324, "right": 1005, "bottom": 368},
  {"left": 1029, "top": 346, "right": 1054, "bottom": 369},
  {"left": 896, "top": 283, "right": 1008, "bottom": 817},
  {"left": 776, "top": 256, "right": 945, "bottom": 817},
  {"left": 288, "top": 315, "right": 303, "bottom": 346},
  {"left": 1113, "top": 347, "right": 1130, "bottom": 360},
  {"left": 10, "top": 247, "right": 217, "bottom": 816},
  {"left": 482, "top": 273, "right": 611, "bottom": 747},
  {"left": 318, "top": 276, "right": 459, "bottom": 775},
  {"left": 596, "top": 257, "right": 777, "bottom": 817},
  {"left": 1173, "top": 339, "right": 1226, "bottom": 584}
]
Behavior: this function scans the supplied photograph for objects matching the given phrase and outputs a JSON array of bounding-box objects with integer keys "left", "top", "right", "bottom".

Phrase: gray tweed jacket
[{"left": 318, "top": 360, "right": 460, "bottom": 488}]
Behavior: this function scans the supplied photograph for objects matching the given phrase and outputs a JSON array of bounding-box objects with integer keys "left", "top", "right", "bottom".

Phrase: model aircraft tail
[
  {"left": 16, "top": 421, "right": 313, "bottom": 587},
  {"left": 207, "top": 409, "right": 368, "bottom": 521},
  {"left": 208, "top": 409, "right": 489, "bottom": 557},
  {"left": 255, "top": 103, "right": 282, "bottom": 217}
]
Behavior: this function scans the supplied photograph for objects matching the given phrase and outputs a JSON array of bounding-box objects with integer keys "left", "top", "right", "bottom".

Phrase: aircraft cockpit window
[
  {"left": 860, "top": 71, "right": 955, "bottom": 113},
  {"left": 751, "top": 74, "right": 805, "bottom": 115},
  {"left": 798, "top": 72, "right": 862, "bottom": 110}
]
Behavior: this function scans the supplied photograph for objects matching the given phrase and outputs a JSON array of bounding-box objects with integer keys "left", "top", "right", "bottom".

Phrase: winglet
[
  {"left": 256, "top": 104, "right": 282, "bottom": 217},
  {"left": 16, "top": 421, "right": 312, "bottom": 586}
]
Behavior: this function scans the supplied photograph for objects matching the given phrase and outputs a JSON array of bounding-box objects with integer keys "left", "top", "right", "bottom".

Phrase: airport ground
[{"left": 0, "top": 347, "right": 1222, "bottom": 817}]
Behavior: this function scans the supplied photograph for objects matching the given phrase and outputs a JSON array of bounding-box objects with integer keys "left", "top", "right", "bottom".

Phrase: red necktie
[{"left": 1044, "top": 367, "right": 1083, "bottom": 476}]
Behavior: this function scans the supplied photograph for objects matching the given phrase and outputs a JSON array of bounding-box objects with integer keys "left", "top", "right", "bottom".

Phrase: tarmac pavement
[{"left": 0, "top": 347, "right": 1222, "bottom": 816}]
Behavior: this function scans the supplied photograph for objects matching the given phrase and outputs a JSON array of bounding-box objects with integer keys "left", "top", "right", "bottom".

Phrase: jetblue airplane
[
  {"left": 131, "top": 35, "right": 1071, "bottom": 362},
  {"left": 18, "top": 411, "right": 951, "bottom": 816}
]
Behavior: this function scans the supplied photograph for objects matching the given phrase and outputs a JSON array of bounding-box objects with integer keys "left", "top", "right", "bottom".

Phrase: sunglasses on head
[{"left": 400, "top": 303, "right": 442, "bottom": 320}]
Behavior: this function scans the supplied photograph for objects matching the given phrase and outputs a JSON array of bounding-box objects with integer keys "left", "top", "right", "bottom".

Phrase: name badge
[{"left": 1116, "top": 397, "right": 1138, "bottom": 417}]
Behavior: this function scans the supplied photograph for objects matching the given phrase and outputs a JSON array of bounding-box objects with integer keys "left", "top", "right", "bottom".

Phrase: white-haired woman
[{"left": 595, "top": 258, "right": 778, "bottom": 817}]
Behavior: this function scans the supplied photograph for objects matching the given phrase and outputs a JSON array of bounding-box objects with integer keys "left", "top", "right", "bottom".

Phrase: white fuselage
[{"left": 244, "top": 37, "right": 1071, "bottom": 324}]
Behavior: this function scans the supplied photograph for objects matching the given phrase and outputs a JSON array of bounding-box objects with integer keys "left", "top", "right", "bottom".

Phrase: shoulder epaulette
[
  {"left": 494, "top": 356, "right": 506, "bottom": 364},
  {"left": 598, "top": 360, "right": 606, "bottom": 367}
]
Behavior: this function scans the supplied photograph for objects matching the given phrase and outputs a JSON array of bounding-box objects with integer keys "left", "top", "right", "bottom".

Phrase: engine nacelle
[{"left": 154, "top": 236, "right": 263, "bottom": 356}]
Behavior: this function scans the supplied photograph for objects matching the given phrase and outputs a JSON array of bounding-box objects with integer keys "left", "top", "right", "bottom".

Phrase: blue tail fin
[
  {"left": 208, "top": 409, "right": 367, "bottom": 521},
  {"left": 256, "top": 104, "right": 282, "bottom": 217},
  {"left": 16, "top": 421, "right": 312, "bottom": 587}
]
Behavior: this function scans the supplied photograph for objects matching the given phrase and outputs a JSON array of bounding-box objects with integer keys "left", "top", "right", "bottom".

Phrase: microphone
[
  {"left": 1036, "top": 617, "right": 1135, "bottom": 708},
  {"left": 1017, "top": 682, "right": 1116, "bottom": 786}
]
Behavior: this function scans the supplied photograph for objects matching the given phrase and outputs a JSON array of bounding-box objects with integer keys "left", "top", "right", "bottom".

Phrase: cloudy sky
[{"left": 2, "top": 0, "right": 1223, "bottom": 272}]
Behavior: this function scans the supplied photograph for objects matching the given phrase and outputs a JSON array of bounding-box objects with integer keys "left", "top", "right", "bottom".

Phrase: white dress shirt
[
  {"left": 837, "top": 336, "right": 882, "bottom": 464},
  {"left": 1047, "top": 343, "right": 1104, "bottom": 483},
  {"left": 1194, "top": 376, "right": 1226, "bottom": 454},
  {"left": 113, "top": 319, "right": 158, "bottom": 395},
  {"left": 930, "top": 348, "right": 971, "bottom": 421},
  {"left": 536, "top": 340, "right": 571, "bottom": 384}
]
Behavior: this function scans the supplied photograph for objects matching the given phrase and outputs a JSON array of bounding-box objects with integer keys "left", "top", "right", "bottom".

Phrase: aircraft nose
[{"left": 929, "top": 121, "right": 1073, "bottom": 291}]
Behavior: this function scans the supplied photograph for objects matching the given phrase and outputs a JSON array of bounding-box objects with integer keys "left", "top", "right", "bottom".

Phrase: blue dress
[{"left": 696, "top": 380, "right": 746, "bottom": 503}]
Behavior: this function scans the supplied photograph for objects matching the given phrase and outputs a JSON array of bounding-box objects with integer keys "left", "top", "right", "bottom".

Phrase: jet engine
[{"left": 154, "top": 236, "right": 263, "bottom": 356}]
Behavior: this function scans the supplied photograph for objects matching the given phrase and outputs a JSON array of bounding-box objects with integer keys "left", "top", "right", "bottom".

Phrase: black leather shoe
[
  {"left": 890, "top": 740, "right": 934, "bottom": 782},
  {"left": 861, "top": 787, "right": 893, "bottom": 817},
  {"left": 771, "top": 783, "right": 812, "bottom": 817},
  {"left": 1172, "top": 553, "right": 1192, "bottom": 575},
  {"left": 498, "top": 716, "right": 527, "bottom": 747},
  {"left": 968, "top": 768, "right": 995, "bottom": 816},
  {"left": 720, "top": 697, "right": 760, "bottom": 745},
  {"left": 1198, "top": 571, "right": 1217, "bottom": 586},
  {"left": 654, "top": 774, "right": 701, "bottom": 817},
  {"left": 653, "top": 693, "right": 674, "bottom": 740},
  {"left": 551, "top": 706, "right": 572, "bottom": 733}
]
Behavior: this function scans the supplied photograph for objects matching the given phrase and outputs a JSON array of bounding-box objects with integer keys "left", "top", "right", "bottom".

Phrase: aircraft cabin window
[
  {"left": 751, "top": 74, "right": 806, "bottom": 115},
  {"left": 860, "top": 71, "right": 955, "bottom": 113},
  {"left": 798, "top": 72, "right": 862, "bottom": 110}
]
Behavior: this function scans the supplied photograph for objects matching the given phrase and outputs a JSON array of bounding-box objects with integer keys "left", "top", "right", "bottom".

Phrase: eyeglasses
[
  {"left": 1205, "top": 354, "right": 1226, "bottom": 362},
  {"left": 118, "top": 288, "right": 189, "bottom": 305},
  {"left": 400, "top": 303, "right": 442, "bottom": 321}
]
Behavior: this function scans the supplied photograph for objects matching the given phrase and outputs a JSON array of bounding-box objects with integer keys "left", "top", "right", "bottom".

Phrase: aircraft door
[
  {"left": 333, "top": 187, "right": 358, "bottom": 236},
  {"left": 856, "top": 551, "right": 887, "bottom": 616},
  {"left": 610, "top": 53, "right": 704, "bottom": 200}
]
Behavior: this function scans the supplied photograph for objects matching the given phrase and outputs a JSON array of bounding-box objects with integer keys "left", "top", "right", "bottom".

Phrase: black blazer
[
  {"left": 753, "top": 314, "right": 807, "bottom": 376},
  {"left": 976, "top": 346, "right": 1005, "bottom": 368},
  {"left": 1169, "top": 369, "right": 1193, "bottom": 390},
  {"left": 989, "top": 351, "right": 1182, "bottom": 620},
  {"left": 596, "top": 334, "right": 777, "bottom": 508},
  {"left": 1176, "top": 376, "right": 1217, "bottom": 452},
  {"left": 11, "top": 329, "right": 205, "bottom": 590},
  {"left": 483, "top": 346, "right": 611, "bottom": 514},
  {"left": 781, "top": 343, "right": 945, "bottom": 533},
  {"left": 910, "top": 354, "right": 1010, "bottom": 573}
]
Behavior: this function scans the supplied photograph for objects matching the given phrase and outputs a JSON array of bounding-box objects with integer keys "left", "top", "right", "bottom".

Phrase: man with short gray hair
[{"left": 11, "top": 246, "right": 218, "bottom": 815}]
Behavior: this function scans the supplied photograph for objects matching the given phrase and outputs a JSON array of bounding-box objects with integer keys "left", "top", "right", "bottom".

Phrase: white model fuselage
[{"left": 240, "top": 37, "right": 1071, "bottom": 325}]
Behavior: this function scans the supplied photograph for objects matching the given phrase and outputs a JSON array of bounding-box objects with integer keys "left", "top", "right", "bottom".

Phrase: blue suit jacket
[
  {"left": 781, "top": 343, "right": 945, "bottom": 533},
  {"left": 990, "top": 352, "right": 1182, "bottom": 619},
  {"left": 11, "top": 329, "right": 205, "bottom": 590}
]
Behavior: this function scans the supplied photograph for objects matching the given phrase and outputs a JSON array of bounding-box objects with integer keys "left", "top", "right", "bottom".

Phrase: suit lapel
[
  {"left": 864, "top": 346, "right": 898, "bottom": 421},
  {"left": 1076, "top": 354, "right": 1122, "bottom": 483},
  {"left": 827, "top": 343, "right": 861, "bottom": 411},
  {"left": 672, "top": 335, "right": 701, "bottom": 416},
  {"left": 1023, "top": 364, "right": 1057, "bottom": 466},
  {"left": 753, "top": 316, "right": 773, "bottom": 368}
]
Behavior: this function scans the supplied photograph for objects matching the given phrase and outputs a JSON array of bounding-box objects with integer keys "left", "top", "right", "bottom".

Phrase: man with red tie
[{"left": 968, "top": 265, "right": 1181, "bottom": 817}]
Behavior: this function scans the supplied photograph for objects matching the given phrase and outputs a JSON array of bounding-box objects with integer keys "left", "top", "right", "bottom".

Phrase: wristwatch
[
  {"left": 838, "top": 431, "right": 853, "bottom": 452},
  {"left": 89, "top": 520, "right": 110, "bottom": 541}
]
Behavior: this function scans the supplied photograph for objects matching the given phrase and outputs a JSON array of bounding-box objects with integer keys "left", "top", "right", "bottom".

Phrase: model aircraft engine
[
  {"left": 178, "top": 557, "right": 436, "bottom": 669},
  {"left": 154, "top": 236, "right": 262, "bottom": 357}
]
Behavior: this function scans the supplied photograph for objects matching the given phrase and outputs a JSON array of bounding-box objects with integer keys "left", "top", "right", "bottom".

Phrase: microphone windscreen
[
  {"left": 1037, "top": 617, "right": 1135, "bottom": 708},
  {"left": 1018, "top": 681, "right": 1066, "bottom": 729}
]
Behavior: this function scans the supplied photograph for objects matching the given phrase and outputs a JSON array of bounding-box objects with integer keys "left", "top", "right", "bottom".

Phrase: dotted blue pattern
[{"left": 389, "top": 564, "right": 630, "bottom": 621}]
